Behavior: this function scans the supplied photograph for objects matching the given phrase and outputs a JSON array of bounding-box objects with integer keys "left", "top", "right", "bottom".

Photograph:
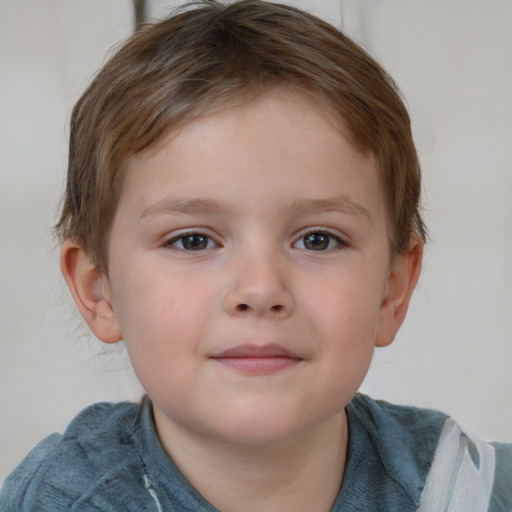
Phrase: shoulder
[
  {"left": 418, "top": 421, "right": 512, "bottom": 512},
  {"left": 0, "top": 401, "right": 145, "bottom": 511},
  {"left": 348, "top": 394, "right": 512, "bottom": 511},
  {"left": 348, "top": 393, "right": 448, "bottom": 472},
  {"left": 347, "top": 394, "right": 448, "bottom": 502},
  {"left": 335, "top": 395, "right": 449, "bottom": 510}
]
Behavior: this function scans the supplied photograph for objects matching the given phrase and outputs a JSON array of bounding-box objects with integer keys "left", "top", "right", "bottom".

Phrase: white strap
[{"left": 418, "top": 418, "right": 495, "bottom": 512}]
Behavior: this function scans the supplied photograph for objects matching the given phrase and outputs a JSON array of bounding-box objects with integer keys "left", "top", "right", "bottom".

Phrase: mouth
[{"left": 210, "top": 343, "right": 303, "bottom": 374}]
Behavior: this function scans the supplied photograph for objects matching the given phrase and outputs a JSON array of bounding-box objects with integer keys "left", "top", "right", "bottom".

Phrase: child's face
[{"left": 100, "top": 89, "right": 414, "bottom": 446}]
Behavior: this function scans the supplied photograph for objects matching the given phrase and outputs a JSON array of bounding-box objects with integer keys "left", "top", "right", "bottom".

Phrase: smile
[{"left": 210, "top": 343, "right": 303, "bottom": 374}]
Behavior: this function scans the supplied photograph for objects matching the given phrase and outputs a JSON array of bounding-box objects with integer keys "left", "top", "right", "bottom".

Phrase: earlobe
[
  {"left": 375, "top": 239, "right": 423, "bottom": 347},
  {"left": 60, "top": 240, "right": 122, "bottom": 344}
]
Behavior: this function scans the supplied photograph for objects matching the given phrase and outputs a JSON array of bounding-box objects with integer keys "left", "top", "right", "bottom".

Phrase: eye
[
  {"left": 294, "top": 230, "right": 345, "bottom": 251},
  {"left": 166, "top": 232, "right": 218, "bottom": 251}
]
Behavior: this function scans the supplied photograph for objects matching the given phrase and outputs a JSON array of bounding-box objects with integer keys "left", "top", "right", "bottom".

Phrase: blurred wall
[
  {"left": 1, "top": 0, "right": 511, "bottom": 482},
  {"left": 0, "top": 0, "right": 139, "bottom": 483},
  {"left": 341, "top": 0, "right": 512, "bottom": 437}
]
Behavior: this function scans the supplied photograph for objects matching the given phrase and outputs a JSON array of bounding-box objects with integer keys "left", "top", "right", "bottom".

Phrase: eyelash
[{"left": 164, "top": 228, "right": 347, "bottom": 252}]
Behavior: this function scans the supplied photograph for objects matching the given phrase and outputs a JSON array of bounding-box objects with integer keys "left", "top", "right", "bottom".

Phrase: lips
[
  {"left": 212, "top": 343, "right": 299, "bottom": 359},
  {"left": 210, "top": 343, "right": 302, "bottom": 374}
]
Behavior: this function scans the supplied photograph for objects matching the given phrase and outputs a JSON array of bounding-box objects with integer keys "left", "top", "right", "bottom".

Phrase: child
[{"left": 1, "top": 1, "right": 510, "bottom": 510}]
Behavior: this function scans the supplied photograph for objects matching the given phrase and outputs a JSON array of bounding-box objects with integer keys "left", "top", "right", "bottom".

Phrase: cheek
[
  {"left": 114, "top": 278, "right": 205, "bottom": 400},
  {"left": 113, "top": 259, "right": 211, "bottom": 329},
  {"left": 109, "top": 267, "right": 208, "bottom": 369},
  {"left": 315, "top": 307, "right": 377, "bottom": 408},
  {"left": 302, "top": 270, "right": 385, "bottom": 380},
  {"left": 304, "top": 269, "right": 385, "bottom": 336}
]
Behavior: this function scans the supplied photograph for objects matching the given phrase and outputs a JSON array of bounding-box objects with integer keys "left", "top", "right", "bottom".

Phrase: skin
[{"left": 62, "top": 88, "right": 422, "bottom": 512}]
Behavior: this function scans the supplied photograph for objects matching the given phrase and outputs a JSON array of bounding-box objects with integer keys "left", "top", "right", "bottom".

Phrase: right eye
[{"left": 166, "top": 233, "right": 218, "bottom": 251}]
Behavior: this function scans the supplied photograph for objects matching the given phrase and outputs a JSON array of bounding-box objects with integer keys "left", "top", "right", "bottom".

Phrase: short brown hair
[{"left": 56, "top": 0, "right": 426, "bottom": 272}]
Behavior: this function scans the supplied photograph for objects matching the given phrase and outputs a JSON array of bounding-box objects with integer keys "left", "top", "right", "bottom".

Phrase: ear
[
  {"left": 60, "top": 240, "right": 122, "bottom": 344},
  {"left": 375, "top": 239, "right": 423, "bottom": 347}
]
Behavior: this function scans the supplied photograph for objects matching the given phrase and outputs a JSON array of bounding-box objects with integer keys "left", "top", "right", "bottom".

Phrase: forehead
[
  {"left": 119, "top": 89, "right": 384, "bottom": 224},
  {"left": 134, "top": 85, "right": 361, "bottom": 160}
]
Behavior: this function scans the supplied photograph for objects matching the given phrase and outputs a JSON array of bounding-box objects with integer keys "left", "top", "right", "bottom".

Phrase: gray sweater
[{"left": 1, "top": 394, "right": 511, "bottom": 511}]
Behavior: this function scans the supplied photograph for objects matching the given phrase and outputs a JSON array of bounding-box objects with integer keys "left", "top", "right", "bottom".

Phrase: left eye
[
  {"left": 294, "top": 231, "right": 344, "bottom": 251},
  {"left": 167, "top": 233, "right": 217, "bottom": 251}
]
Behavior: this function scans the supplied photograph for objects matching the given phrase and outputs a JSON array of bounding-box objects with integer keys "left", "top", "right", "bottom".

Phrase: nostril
[{"left": 232, "top": 303, "right": 288, "bottom": 315}]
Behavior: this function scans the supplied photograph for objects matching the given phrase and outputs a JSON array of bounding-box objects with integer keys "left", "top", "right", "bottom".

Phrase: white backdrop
[{"left": 1, "top": 0, "right": 511, "bottom": 482}]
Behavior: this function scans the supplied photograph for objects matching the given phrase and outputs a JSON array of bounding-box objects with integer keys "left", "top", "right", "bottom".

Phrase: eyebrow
[
  {"left": 280, "top": 197, "right": 374, "bottom": 224},
  {"left": 140, "top": 197, "right": 232, "bottom": 220}
]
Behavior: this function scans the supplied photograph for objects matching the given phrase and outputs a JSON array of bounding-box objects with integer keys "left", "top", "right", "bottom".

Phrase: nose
[{"left": 223, "top": 250, "right": 295, "bottom": 319}]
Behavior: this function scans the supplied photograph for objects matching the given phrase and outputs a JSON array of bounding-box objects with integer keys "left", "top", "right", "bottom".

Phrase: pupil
[
  {"left": 184, "top": 235, "right": 207, "bottom": 250},
  {"left": 304, "top": 233, "right": 329, "bottom": 250}
]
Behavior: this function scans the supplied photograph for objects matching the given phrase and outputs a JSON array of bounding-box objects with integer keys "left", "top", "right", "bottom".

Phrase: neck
[{"left": 154, "top": 410, "right": 348, "bottom": 512}]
